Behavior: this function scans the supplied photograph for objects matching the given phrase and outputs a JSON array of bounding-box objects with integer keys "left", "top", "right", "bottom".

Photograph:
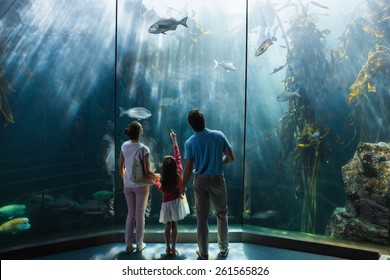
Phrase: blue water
[{"left": 0, "top": 0, "right": 389, "bottom": 251}]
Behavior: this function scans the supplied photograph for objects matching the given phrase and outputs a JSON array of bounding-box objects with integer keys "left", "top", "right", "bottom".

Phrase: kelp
[
  {"left": 341, "top": 0, "right": 390, "bottom": 143},
  {"left": 348, "top": 45, "right": 390, "bottom": 143},
  {"left": 276, "top": 5, "right": 333, "bottom": 233},
  {"left": 292, "top": 123, "right": 331, "bottom": 232},
  {"left": 262, "top": 0, "right": 389, "bottom": 234},
  {"left": 0, "top": 67, "right": 15, "bottom": 126},
  {"left": 348, "top": 45, "right": 390, "bottom": 102}
]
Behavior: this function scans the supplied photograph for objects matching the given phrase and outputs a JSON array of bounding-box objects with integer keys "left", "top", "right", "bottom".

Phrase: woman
[{"left": 119, "top": 121, "right": 160, "bottom": 253}]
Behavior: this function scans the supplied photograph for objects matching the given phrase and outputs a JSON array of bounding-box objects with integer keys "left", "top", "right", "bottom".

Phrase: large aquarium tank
[{"left": 1, "top": 0, "right": 389, "bottom": 256}]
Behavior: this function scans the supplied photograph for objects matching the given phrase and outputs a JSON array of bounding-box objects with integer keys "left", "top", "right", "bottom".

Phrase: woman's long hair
[{"left": 160, "top": 156, "right": 180, "bottom": 193}]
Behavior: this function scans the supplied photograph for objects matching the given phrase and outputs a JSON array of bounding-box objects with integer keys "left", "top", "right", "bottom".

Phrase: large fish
[
  {"left": 119, "top": 107, "right": 151, "bottom": 120},
  {"left": 148, "top": 17, "right": 188, "bottom": 34},
  {"left": 159, "top": 97, "right": 179, "bottom": 107},
  {"left": 276, "top": 89, "right": 301, "bottom": 102},
  {"left": 214, "top": 60, "right": 236, "bottom": 71},
  {"left": 0, "top": 217, "right": 31, "bottom": 234},
  {"left": 0, "top": 204, "right": 26, "bottom": 219},
  {"left": 255, "top": 37, "right": 277, "bottom": 56}
]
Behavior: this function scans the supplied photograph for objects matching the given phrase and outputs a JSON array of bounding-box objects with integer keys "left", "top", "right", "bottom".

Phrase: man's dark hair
[{"left": 188, "top": 109, "right": 205, "bottom": 132}]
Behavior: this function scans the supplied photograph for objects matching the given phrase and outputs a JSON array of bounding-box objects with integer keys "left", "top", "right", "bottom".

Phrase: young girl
[{"left": 156, "top": 129, "right": 190, "bottom": 256}]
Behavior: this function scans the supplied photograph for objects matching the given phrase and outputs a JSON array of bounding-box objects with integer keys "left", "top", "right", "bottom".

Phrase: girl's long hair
[{"left": 160, "top": 156, "right": 181, "bottom": 193}]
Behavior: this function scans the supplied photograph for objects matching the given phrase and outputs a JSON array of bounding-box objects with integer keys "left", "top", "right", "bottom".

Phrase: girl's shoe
[
  {"left": 166, "top": 248, "right": 171, "bottom": 256},
  {"left": 171, "top": 249, "right": 178, "bottom": 257}
]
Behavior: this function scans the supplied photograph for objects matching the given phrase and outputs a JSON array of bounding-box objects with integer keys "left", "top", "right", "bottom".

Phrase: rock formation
[{"left": 326, "top": 142, "right": 390, "bottom": 244}]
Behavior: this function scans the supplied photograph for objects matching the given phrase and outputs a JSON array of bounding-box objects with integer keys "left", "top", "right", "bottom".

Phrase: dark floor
[{"left": 33, "top": 242, "right": 344, "bottom": 260}]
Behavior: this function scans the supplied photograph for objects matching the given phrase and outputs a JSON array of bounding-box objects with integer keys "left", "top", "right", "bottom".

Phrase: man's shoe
[
  {"left": 218, "top": 248, "right": 229, "bottom": 257},
  {"left": 196, "top": 250, "right": 208, "bottom": 260},
  {"left": 136, "top": 243, "right": 146, "bottom": 252}
]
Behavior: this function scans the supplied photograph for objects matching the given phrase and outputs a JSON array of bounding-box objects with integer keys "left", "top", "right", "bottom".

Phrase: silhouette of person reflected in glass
[{"left": 100, "top": 120, "right": 115, "bottom": 215}]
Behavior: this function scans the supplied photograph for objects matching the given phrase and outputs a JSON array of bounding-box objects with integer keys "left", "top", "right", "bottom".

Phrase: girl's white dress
[
  {"left": 157, "top": 145, "right": 190, "bottom": 224},
  {"left": 159, "top": 194, "right": 190, "bottom": 224}
]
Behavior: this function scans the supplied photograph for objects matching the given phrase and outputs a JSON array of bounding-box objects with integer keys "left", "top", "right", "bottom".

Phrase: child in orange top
[{"left": 156, "top": 129, "right": 190, "bottom": 256}]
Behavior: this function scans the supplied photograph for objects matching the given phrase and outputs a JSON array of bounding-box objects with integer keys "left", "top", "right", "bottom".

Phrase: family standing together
[{"left": 118, "top": 109, "right": 235, "bottom": 259}]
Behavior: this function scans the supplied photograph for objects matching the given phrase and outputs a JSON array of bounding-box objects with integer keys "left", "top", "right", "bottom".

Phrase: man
[{"left": 182, "top": 109, "right": 235, "bottom": 260}]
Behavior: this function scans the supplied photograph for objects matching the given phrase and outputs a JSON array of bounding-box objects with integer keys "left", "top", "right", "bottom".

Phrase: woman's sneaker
[
  {"left": 136, "top": 243, "right": 146, "bottom": 252},
  {"left": 126, "top": 245, "right": 135, "bottom": 254}
]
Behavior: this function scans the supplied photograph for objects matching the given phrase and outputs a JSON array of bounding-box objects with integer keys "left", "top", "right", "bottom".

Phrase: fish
[
  {"left": 0, "top": 217, "right": 31, "bottom": 234},
  {"left": 159, "top": 97, "right": 179, "bottom": 107},
  {"left": 77, "top": 200, "right": 109, "bottom": 215},
  {"left": 0, "top": 204, "right": 26, "bottom": 219},
  {"left": 310, "top": 1, "right": 329, "bottom": 9},
  {"left": 255, "top": 37, "right": 277, "bottom": 56},
  {"left": 276, "top": 89, "right": 301, "bottom": 102},
  {"left": 92, "top": 191, "right": 113, "bottom": 202},
  {"left": 47, "top": 198, "right": 78, "bottom": 211},
  {"left": 379, "top": 16, "right": 390, "bottom": 23},
  {"left": 214, "top": 60, "right": 236, "bottom": 71},
  {"left": 148, "top": 17, "right": 188, "bottom": 34},
  {"left": 270, "top": 64, "right": 287, "bottom": 74},
  {"left": 311, "top": 130, "right": 321, "bottom": 140},
  {"left": 252, "top": 210, "right": 278, "bottom": 219},
  {"left": 119, "top": 106, "right": 152, "bottom": 120}
]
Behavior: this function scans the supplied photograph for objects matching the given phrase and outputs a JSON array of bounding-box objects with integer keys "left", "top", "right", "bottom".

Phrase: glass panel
[
  {"left": 116, "top": 0, "right": 246, "bottom": 226},
  {"left": 0, "top": 0, "right": 115, "bottom": 250},
  {"left": 245, "top": 0, "right": 389, "bottom": 246},
  {"left": 1, "top": 0, "right": 388, "bottom": 254}
]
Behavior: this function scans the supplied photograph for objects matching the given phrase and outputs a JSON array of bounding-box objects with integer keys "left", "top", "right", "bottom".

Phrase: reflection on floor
[{"left": 33, "top": 242, "right": 343, "bottom": 260}]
